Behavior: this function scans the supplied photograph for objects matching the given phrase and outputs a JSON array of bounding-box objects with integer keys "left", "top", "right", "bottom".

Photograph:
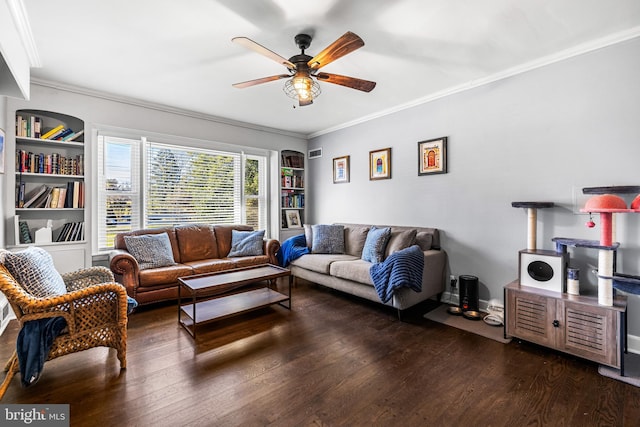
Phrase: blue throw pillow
[
  {"left": 228, "top": 230, "right": 265, "bottom": 257},
  {"left": 2, "top": 247, "right": 67, "bottom": 298},
  {"left": 124, "top": 232, "right": 177, "bottom": 270},
  {"left": 311, "top": 224, "right": 345, "bottom": 254},
  {"left": 361, "top": 226, "right": 392, "bottom": 264}
]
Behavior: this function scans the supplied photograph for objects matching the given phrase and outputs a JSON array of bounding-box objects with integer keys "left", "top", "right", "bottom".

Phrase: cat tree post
[{"left": 511, "top": 202, "right": 555, "bottom": 250}]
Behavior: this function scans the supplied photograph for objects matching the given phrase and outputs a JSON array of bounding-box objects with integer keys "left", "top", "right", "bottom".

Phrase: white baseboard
[{"left": 441, "top": 291, "right": 640, "bottom": 355}]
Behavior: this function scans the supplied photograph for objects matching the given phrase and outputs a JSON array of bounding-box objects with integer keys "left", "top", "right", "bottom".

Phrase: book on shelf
[
  {"left": 53, "top": 128, "right": 73, "bottom": 140},
  {"left": 19, "top": 221, "right": 32, "bottom": 244},
  {"left": 22, "top": 184, "right": 49, "bottom": 208},
  {"left": 16, "top": 150, "right": 85, "bottom": 176},
  {"left": 281, "top": 153, "right": 303, "bottom": 168},
  {"left": 40, "top": 125, "right": 65, "bottom": 140},
  {"left": 13, "top": 216, "right": 33, "bottom": 245},
  {"left": 62, "top": 129, "right": 84, "bottom": 142},
  {"left": 16, "top": 181, "right": 25, "bottom": 208},
  {"left": 56, "top": 221, "right": 85, "bottom": 242},
  {"left": 15, "top": 115, "right": 43, "bottom": 138}
]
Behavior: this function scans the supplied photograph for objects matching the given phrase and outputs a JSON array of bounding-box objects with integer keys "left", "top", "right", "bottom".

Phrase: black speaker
[
  {"left": 519, "top": 249, "right": 568, "bottom": 292},
  {"left": 459, "top": 275, "right": 479, "bottom": 312}
]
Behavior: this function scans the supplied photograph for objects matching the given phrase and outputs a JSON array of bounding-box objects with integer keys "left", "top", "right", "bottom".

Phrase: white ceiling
[{"left": 22, "top": 0, "right": 640, "bottom": 137}]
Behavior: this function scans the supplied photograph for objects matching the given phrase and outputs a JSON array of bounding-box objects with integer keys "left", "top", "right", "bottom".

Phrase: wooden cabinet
[
  {"left": 280, "top": 150, "right": 305, "bottom": 240},
  {"left": 505, "top": 280, "right": 626, "bottom": 370}
]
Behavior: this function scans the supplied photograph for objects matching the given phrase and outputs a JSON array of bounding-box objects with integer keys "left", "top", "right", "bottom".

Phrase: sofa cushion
[
  {"left": 290, "top": 254, "right": 358, "bottom": 274},
  {"left": 124, "top": 232, "right": 178, "bottom": 270},
  {"left": 228, "top": 230, "right": 265, "bottom": 257},
  {"left": 183, "top": 259, "right": 238, "bottom": 275},
  {"left": 343, "top": 226, "right": 370, "bottom": 257},
  {"left": 361, "top": 226, "right": 391, "bottom": 264},
  {"left": 2, "top": 247, "right": 67, "bottom": 298},
  {"left": 175, "top": 224, "right": 219, "bottom": 262},
  {"left": 231, "top": 255, "right": 271, "bottom": 268},
  {"left": 311, "top": 224, "right": 345, "bottom": 254},
  {"left": 415, "top": 232, "right": 434, "bottom": 251},
  {"left": 137, "top": 263, "right": 194, "bottom": 288},
  {"left": 385, "top": 229, "right": 417, "bottom": 257},
  {"left": 330, "top": 259, "right": 374, "bottom": 286}
]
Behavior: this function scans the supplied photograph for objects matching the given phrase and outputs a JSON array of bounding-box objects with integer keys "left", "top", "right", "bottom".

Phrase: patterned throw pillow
[
  {"left": 228, "top": 230, "right": 265, "bottom": 257},
  {"left": 311, "top": 224, "right": 345, "bottom": 254},
  {"left": 361, "top": 226, "right": 392, "bottom": 264},
  {"left": 124, "top": 232, "right": 177, "bottom": 270},
  {"left": 2, "top": 247, "right": 67, "bottom": 298}
]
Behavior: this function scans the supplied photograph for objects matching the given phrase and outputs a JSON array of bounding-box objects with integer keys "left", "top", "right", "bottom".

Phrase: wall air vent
[{"left": 308, "top": 148, "right": 322, "bottom": 159}]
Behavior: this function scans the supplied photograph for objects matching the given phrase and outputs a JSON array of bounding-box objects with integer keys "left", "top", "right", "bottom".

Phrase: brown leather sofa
[{"left": 109, "top": 224, "right": 280, "bottom": 306}]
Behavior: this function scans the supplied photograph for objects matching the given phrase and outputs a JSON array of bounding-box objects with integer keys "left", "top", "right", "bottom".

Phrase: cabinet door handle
[{"left": 552, "top": 320, "right": 560, "bottom": 328}]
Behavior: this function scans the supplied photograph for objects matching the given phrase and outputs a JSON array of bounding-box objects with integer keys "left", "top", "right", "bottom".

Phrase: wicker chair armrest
[
  {"left": 21, "top": 283, "right": 128, "bottom": 334},
  {"left": 62, "top": 266, "right": 115, "bottom": 291}
]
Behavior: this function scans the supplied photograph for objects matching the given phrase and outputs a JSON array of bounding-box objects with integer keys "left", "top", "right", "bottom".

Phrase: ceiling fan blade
[
  {"left": 232, "top": 37, "right": 295, "bottom": 69},
  {"left": 308, "top": 32, "right": 365, "bottom": 70},
  {"left": 232, "top": 74, "right": 290, "bottom": 89},
  {"left": 315, "top": 72, "right": 376, "bottom": 92}
]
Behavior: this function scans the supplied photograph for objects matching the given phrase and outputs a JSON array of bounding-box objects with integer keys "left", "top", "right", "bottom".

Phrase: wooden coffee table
[{"left": 178, "top": 264, "right": 292, "bottom": 339}]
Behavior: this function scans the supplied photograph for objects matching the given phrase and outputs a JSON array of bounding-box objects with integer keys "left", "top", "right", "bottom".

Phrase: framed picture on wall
[
  {"left": 333, "top": 155, "right": 350, "bottom": 183},
  {"left": 418, "top": 137, "right": 447, "bottom": 175},
  {"left": 285, "top": 209, "right": 302, "bottom": 228},
  {"left": 369, "top": 148, "right": 391, "bottom": 180}
]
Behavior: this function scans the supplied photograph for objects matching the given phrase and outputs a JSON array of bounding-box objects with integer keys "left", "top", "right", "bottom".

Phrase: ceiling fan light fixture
[{"left": 283, "top": 73, "right": 321, "bottom": 103}]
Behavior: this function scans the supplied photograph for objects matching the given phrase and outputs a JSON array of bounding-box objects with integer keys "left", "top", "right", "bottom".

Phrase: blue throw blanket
[
  {"left": 369, "top": 245, "right": 424, "bottom": 303},
  {"left": 17, "top": 317, "right": 67, "bottom": 387},
  {"left": 276, "top": 234, "right": 310, "bottom": 267}
]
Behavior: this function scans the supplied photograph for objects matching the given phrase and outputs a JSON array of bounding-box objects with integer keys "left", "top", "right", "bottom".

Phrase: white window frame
[{"left": 95, "top": 129, "right": 271, "bottom": 252}]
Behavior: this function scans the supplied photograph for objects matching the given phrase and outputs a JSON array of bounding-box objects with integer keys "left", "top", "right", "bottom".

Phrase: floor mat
[
  {"left": 598, "top": 352, "right": 640, "bottom": 387},
  {"left": 423, "top": 303, "right": 512, "bottom": 344}
]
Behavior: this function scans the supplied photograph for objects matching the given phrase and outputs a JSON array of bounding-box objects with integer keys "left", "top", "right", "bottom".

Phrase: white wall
[{"left": 308, "top": 38, "right": 640, "bottom": 337}]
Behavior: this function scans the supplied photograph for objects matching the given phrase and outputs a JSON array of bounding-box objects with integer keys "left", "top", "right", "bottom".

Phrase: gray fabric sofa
[{"left": 289, "top": 223, "right": 447, "bottom": 314}]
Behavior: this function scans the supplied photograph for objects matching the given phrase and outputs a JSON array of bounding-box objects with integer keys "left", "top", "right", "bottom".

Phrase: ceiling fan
[{"left": 232, "top": 32, "right": 376, "bottom": 107}]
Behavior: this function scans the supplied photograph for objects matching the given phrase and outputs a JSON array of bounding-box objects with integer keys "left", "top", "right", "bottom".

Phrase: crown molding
[
  {"left": 308, "top": 26, "right": 640, "bottom": 139},
  {"left": 7, "top": 0, "right": 41, "bottom": 67},
  {"left": 30, "top": 78, "right": 308, "bottom": 140}
]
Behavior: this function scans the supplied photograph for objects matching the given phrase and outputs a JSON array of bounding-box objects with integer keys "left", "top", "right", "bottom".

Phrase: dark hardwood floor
[{"left": 2, "top": 279, "right": 640, "bottom": 426}]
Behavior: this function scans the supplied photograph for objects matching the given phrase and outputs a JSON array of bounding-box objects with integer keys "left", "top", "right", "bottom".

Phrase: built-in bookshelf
[
  {"left": 8, "top": 109, "right": 89, "bottom": 272},
  {"left": 280, "top": 150, "right": 305, "bottom": 240}
]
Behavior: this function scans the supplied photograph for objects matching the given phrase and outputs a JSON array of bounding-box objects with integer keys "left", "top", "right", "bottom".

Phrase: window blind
[{"left": 145, "top": 142, "right": 242, "bottom": 227}]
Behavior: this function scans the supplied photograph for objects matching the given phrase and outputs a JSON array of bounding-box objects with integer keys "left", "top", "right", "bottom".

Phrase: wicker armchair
[{"left": 0, "top": 265, "right": 129, "bottom": 400}]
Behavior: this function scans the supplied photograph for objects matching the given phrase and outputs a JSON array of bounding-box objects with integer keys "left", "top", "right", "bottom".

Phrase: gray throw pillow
[
  {"left": 415, "top": 232, "right": 434, "bottom": 251},
  {"left": 385, "top": 229, "right": 417, "bottom": 257},
  {"left": 343, "top": 226, "right": 370, "bottom": 257},
  {"left": 311, "top": 224, "right": 345, "bottom": 254},
  {"left": 228, "top": 229, "right": 265, "bottom": 257},
  {"left": 2, "top": 247, "right": 67, "bottom": 298},
  {"left": 124, "top": 232, "right": 177, "bottom": 270},
  {"left": 361, "top": 226, "right": 391, "bottom": 264}
]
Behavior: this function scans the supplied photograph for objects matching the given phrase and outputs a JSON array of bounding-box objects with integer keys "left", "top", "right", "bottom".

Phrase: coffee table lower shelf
[{"left": 179, "top": 288, "right": 290, "bottom": 336}]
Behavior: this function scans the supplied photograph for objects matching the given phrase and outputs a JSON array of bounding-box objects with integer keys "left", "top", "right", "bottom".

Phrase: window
[{"left": 97, "top": 134, "right": 268, "bottom": 251}]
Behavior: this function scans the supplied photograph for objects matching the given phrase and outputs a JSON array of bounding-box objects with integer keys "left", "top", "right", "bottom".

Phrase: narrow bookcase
[
  {"left": 280, "top": 150, "right": 305, "bottom": 241},
  {"left": 7, "top": 109, "right": 89, "bottom": 272}
]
